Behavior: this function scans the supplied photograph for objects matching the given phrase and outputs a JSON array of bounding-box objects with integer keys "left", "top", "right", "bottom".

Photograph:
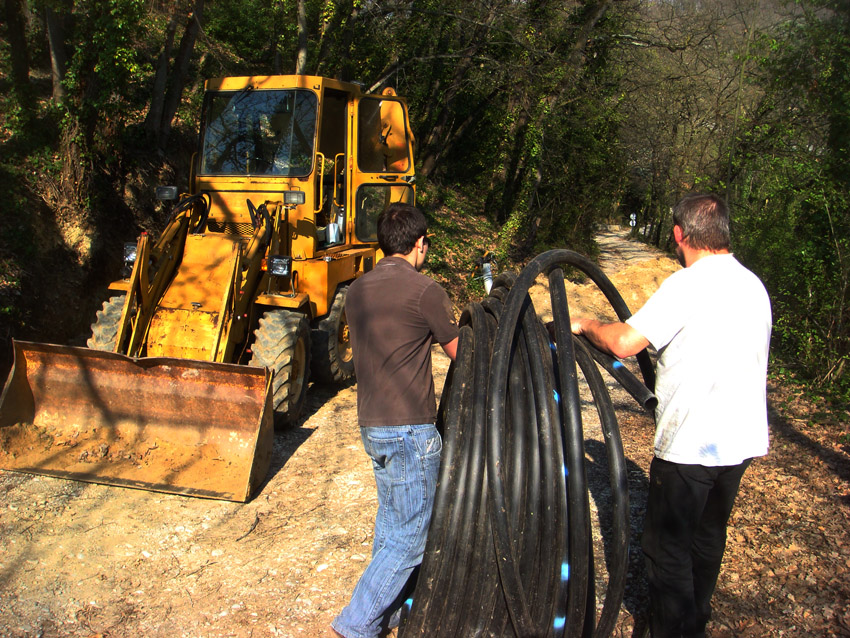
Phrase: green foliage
[
  {"left": 206, "top": 0, "right": 291, "bottom": 72},
  {"left": 417, "top": 180, "right": 501, "bottom": 304},
  {"left": 0, "top": 135, "right": 51, "bottom": 335},
  {"left": 63, "top": 0, "right": 147, "bottom": 121},
  {"left": 532, "top": 90, "right": 622, "bottom": 257},
  {"left": 730, "top": 2, "right": 850, "bottom": 402},
  {"left": 733, "top": 161, "right": 849, "bottom": 400}
]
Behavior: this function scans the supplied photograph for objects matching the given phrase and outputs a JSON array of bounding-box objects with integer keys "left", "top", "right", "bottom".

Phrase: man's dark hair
[
  {"left": 672, "top": 193, "right": 731, "bottom": 251},
  {"left": 377, "top": 203, "right": 428, "bottom": 255}
]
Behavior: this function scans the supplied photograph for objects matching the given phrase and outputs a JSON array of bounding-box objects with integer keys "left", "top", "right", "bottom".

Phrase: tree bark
[
  {"left": 45, "top": 4, "right": 67, "bottom": 104},
  {"left": 144, "top": 8, "right": 180, "bottom": 143},
  {"left": 5, "top": 0, "right": 32, "bottom": 108},
  {"left": 313, "top": 0, "right": 353, "bottom": 76},
  {"left": 295, "top": 0, "right": 308, "bottom": 74},
  {"left": 416, "top": 42, "right": 494, "bottom": 176},
  {"left": 502, "top": 0, "right": 616, "bottom": 240},
  {"left": 157, "top": 0, "right": 204, "bottom": 149}
]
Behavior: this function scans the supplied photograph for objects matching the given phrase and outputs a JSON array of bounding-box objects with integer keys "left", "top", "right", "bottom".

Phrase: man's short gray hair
[{"left": 672, "top": 194, "right": 731, "bottom": 251}]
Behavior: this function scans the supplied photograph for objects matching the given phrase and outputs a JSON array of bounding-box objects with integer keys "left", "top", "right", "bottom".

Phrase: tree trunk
[
  {"left": 313, "top": 0, "right": 353, "bottom": 76},
  {"left": 45, "top": 4, "right": 67, "bottom": 104},
  {"left": 419, "top": 85, "right": 496, "bottom": 178},
  {"left": 416, "top": 3, "right": 500, "bottom": 176},
  {"left": 295, "top": 0, "right": 308, "bottom": 74},
  {"left": 417, "top": 44, "right": 488, "bottom": 177},
  {"left": 144, "top": 8, "right": 180, "bottom": 143},
  {"left": 5, "top": 0, "right": 32, "bottom": 109},
  {"left": 157, "top": 0, "right": 204, "bottom": 149},
  {"left": 496, "top": 101, "right": 532, "bottom": 224}
]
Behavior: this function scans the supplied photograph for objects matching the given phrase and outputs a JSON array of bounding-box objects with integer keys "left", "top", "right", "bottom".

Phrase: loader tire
[
  {"left": 311, "top": 285, "right": 355, "bottom": 385},
  {"left": 87, "top": 294, "right": 127, "bottom": 352},
  {"left": 250, "top": 310, "right": 311, "bottom": 426}
]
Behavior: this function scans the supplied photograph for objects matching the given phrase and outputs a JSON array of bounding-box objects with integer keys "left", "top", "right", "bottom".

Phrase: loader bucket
[{"left": 0, "top": 340, "right": 274, "bottom": 502}]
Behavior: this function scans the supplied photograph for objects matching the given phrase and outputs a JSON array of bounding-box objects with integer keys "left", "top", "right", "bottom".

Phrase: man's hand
[{"left": 571, "top": 317, "right": 589, "bottom": 336}]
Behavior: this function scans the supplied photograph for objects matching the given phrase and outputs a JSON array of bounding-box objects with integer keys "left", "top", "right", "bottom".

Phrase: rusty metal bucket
[{"left": 0, "top": 340, "right": 274, "bottom": 502}]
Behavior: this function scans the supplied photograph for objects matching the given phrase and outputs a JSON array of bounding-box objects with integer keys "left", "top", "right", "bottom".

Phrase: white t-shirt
[{"left": 626, "top": 253, "right": 771, "bottom": 466}]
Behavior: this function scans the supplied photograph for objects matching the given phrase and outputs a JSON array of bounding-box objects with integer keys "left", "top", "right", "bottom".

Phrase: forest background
[{"left": 0, "top": 0, "right": 847, "bottom": 416}]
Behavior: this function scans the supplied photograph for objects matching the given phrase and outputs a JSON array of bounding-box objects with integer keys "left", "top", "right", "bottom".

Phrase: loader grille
[{"left": 207, "top": 220, "right": 254, "bottom": 237}]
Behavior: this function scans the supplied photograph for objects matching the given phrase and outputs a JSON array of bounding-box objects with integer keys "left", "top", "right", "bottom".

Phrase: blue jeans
[{"left": 332, "top": 424, "right": 442, "bottom": 638}]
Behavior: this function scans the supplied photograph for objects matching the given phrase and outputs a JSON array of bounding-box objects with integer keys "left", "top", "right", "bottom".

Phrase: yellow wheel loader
[{"left": 0, "top": 75, "right": 417, "bottom": 501}]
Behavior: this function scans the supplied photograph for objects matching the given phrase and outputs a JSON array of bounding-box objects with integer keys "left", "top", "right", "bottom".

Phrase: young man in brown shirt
[{"left": 332, "top": 203, "right": 458, "bottom": 638}]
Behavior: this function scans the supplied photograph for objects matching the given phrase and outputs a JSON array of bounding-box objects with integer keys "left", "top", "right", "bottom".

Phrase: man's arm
[
  {"left": 571, "top": 317, "right": 649, "bottom": 360},
  {"left": 440, "top": 337, "right": 459, "bottom": 361}
]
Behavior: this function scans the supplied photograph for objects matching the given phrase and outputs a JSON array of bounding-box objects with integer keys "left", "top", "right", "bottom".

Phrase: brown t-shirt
[{"left": 346, "top": 256, "right": 459, "bottom": 427}]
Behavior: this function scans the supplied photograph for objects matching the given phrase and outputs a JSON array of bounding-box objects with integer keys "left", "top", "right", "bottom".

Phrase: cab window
[{"left": 357, "top": 98, "right": 411, "bottom": 174}]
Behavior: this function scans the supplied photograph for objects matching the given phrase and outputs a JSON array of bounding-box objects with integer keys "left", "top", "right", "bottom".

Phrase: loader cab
[
  {"left": 194, "top": 77, "right": 415, "bottom": 258},
  {"left": 190, "top": 76, "right": 415, "bottom": 321}
]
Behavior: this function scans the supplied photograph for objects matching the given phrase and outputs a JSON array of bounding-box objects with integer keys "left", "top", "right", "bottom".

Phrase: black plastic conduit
[{"left": 401, "top": 249, "right": 656, "bottom": 638}]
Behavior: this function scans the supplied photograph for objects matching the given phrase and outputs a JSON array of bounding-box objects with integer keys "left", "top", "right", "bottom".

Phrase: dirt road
[{"left": 2, "top": 229, "right": 848, "bottom": 637}]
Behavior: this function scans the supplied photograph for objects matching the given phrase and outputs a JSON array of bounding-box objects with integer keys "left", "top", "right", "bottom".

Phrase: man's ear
[
  {"left": 416, "top": 235, "right": 426, "bottom": 252},
  {"left": 673, "top": 224, "right": 685, "bottom": 245}
]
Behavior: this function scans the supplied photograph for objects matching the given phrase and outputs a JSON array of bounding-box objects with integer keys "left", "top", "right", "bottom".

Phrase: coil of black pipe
[{"left": 400, "top": 249, "right": 656, "bottom": 637}]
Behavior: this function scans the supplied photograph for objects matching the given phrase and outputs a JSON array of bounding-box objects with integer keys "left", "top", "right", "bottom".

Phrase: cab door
[
  {"left": 315, "top": 87, "right": 350, "bottom": 248},
  {"left": 351, "top": 88, "right": 416, "bottom": 244}
]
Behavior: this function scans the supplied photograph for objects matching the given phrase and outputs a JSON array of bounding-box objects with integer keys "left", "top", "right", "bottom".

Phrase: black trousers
[{"left": 641, "top": 457, "right": 752, "bottom": 638}]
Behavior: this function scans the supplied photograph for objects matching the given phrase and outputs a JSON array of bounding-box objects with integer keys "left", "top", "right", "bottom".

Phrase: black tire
[
  {"left": 250, "top": 309, "right": 311, "bottom": 426},
  {"left": 311, "top": 285, "right": 355, "bottom": 384},
  {"left": 87, "top": 294, "right": 126, "bottom": 351}
]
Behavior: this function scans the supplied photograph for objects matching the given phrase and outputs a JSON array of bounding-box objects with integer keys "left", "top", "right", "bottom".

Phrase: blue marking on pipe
[
  {"left": 561, "top": 562, "right": 570, "bottom": 580},
  {"left": 553, "top": 389, "right": 560, "bottom": 403},
  {"left": 553, "top": 616, "right": 566, "bottom": 630},
  {"left": 405, "top": 598, "right": 413, "bottom": 609},
  {"left": 563, "top": 464, "right": 568, "bottom": 477},
  {"left": 613, "top": 360, "right": 624, "bottom": 369}
]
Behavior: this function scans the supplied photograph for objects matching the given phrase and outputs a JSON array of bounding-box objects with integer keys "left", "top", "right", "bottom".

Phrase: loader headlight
[
  {"left": 283, "top": 191, "right": 305, "bottom": 206},
  {"left": 123, "top": 243, "right": 138, "bottom": 264},
  {"left": 155, "top": 185, "right": 179, "bottom": 201},
  {"left": 267, "top": 255, "right": 292, "bottom": 277},
  {"left": 121, "top": 242, "right": 138, "bottom": 279}
]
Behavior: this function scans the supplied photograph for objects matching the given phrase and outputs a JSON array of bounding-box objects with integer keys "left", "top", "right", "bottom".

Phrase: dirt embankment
[{"left": 1, "top": 228, "right": 848, "bottom": 638}]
